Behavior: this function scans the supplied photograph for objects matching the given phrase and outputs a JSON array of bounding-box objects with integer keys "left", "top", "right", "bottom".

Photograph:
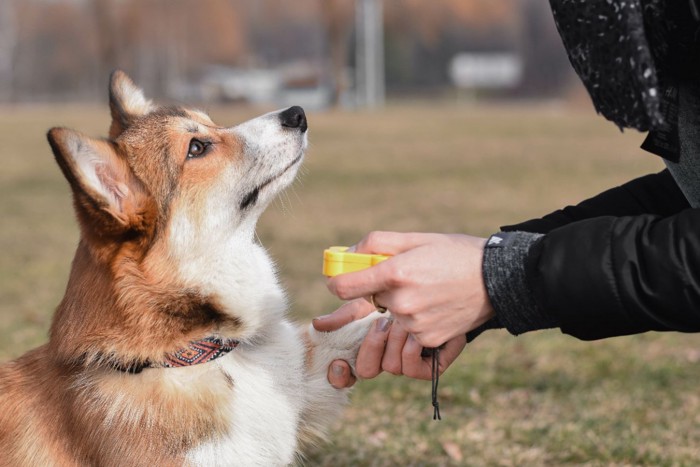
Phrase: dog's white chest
[{"left": 185, "top": 320, "right": 306, "bottom": 466}]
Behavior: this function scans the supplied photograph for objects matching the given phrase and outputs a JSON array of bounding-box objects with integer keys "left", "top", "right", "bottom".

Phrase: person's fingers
[
  {"left": 401, "top": 334, "right": 467, "bottom": 380},
  {"left": 326, "top": 259, "right": 394, "bottom": 302},
  {"left": 436, "top": 334, "right": 467, "bottom": 374},
  {"left": 355, "top": 316, "right": 392, "bottom": 379},
  {"left": 352, "top": 231, "right": 434, "bottom": 256},
  {"left": 401, "top": 334, "right": 432, "bottom": 380},
  {"left": 327, "top": 360, "right": 356, "bottom": 389},
  {"left": 312, "top": 298, "right": 376, "bottom": 332},
  {"left": 327, "top": 232, "right": 437, "bottom": 302},
  {"left": 364, "top": 289, "right": 391, "bottom": 312},
  {"left": 381, "top": 320, "right": 409, "bottom": 375}
]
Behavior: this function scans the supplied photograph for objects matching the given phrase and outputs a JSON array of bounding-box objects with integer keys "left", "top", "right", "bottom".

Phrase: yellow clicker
[{"left": 322, "top": 246, "right": 390, "bottom": 277}]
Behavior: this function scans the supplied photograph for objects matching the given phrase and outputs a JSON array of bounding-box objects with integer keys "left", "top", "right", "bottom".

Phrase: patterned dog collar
[
  {"left": 111, "top": 337, "right": 239, "bottom": 374},
  {"left": 158, "top": 337, "right": 239, "bottom": 368}
]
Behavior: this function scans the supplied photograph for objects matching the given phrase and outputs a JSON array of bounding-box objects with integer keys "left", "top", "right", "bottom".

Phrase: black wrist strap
[
  {"left": 431, "top": 346, "right": 442, "bottom": 421},
  {"left": 422, "top": 345, "right": 443, "bottom": 420}
]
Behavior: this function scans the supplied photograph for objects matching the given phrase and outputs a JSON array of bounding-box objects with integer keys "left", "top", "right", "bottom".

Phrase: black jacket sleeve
[
  {"left": 527, "top": 207, "right": 700, "bottom": 340},
  {"left": 502, "top": 169, "right": 690, "bottom": 234},
  {"left": 477, "top": 169, "right": 699, "bottom": 341}
]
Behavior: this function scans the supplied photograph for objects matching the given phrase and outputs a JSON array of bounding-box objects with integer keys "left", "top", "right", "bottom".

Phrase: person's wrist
[
  {"left": 466, "top": 235, "right": 495, "bottom": 331},
  {"left": 476, "top": 297, "right": 495, "bottom": 329},
  {"left": 482, "top": 231, "right": 559, "bottom": 335}
]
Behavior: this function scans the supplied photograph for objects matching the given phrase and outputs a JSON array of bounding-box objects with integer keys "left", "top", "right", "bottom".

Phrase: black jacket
[
  {"left": 501, "top": 170, "right": 700, "bottom": 340},
  {"left": 477, "top": 1, "right": 700, "bottom": 341}
]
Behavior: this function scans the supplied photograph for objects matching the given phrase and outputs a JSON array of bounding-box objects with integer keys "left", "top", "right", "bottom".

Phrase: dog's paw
[
  {"left": 296, "top": 312, "right": 387, "bottom": 446},
  {"left": 306, "top": 311, "right": 387, "bottom": 372}
]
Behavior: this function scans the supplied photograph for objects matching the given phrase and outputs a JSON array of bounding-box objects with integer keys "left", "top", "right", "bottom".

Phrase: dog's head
[
  {"left": 47, "top": 71, "right": 307, "bottom": 359},
  {"left": 49, "top": 70, "right": 306, "bottom": 247}
]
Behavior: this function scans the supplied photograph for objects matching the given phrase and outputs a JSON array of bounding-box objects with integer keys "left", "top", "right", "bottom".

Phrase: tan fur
[
  {"left": 0, "top": 71, "right": 375, "bottom": 466},
  {"left": 0, "top": 347, "right": 233, "bottom": 465}
]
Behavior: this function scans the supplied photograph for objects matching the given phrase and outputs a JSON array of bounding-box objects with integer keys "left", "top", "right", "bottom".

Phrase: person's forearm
[
  {"left": 480, "top": 207, "right": 700, "bottom": 342},
  {"left": 530, "top": 209, "right": 700, "bottom": 340},
  {"left": 503, "top": 170, "right": 689, "bottom": 234},
  {"left": 468, "top": 170, "right": 692, "bottom": 341}
]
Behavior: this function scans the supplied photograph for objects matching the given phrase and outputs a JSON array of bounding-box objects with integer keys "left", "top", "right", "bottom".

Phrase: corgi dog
[{"left": 0, "top": 71, "right": 379, "bottom": 466}]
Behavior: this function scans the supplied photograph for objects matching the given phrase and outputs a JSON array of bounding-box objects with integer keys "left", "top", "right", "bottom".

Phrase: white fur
[
  {"left": 186, "top": 314, "right": 381, "bottom": 466},
  {"left": 116, "top": 77, "right": 154, "bottom": 116},
  {"left": 167, "top": 109, "right": 309, "bottom": 339},
  {"left": 159, "top": 108, "right": 379, "bottom": 464},
  {"left": 63, "top": 134, "right": 124, "bottom": 210},
  {"left": 186, "top": 320, "right": 306, "bottom": 466}
]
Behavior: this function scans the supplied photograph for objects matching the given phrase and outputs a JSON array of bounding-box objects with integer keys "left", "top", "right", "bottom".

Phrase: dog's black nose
[{"left": 279, "top": 106, "right": 307, "bottom": 133}]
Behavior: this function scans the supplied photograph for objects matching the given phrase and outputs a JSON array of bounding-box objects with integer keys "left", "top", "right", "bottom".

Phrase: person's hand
[
  {"left": 326, "top": 232, "right": 495, "bottom": 348},
  {"left": 313, "top": 299, "right": 467, "bottom": 388}
]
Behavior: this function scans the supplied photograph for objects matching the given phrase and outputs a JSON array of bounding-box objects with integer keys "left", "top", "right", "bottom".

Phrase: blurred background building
[{"left": 0, "top": 0, "right": 576, "bottom": 108}]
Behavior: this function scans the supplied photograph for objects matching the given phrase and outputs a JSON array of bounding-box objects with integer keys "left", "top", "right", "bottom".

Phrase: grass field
[{"left": 2, "top": 101, "right": 700, "bottom": 465}]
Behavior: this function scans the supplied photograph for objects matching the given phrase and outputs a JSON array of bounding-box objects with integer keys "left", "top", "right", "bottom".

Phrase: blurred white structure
[
  {"left": 200, "top": 66, "right": 281, "bottom": 104},
  {"left": 449, "top": 53, "right": 523, "bottom": 89},
  {"left": 196, "top": 63, "right": 332, "bottom": 110}
]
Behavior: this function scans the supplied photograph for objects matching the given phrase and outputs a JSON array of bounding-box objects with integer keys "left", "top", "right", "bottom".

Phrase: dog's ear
[
  {"left": 47, "top": 127, "right": 152, "bottom": 236},
  {"left": 108, "top": 70, "right": 154, "bottom": 139}
]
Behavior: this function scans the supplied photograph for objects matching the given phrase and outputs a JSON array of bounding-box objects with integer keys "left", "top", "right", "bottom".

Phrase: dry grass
[{"left": 2, "top": 101, "right": 699, "bottom": 465}]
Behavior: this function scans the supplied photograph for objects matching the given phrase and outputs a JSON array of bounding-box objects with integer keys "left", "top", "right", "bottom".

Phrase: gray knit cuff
[{"left": 482, "top": 231, "right": 559, "bottom": 335}]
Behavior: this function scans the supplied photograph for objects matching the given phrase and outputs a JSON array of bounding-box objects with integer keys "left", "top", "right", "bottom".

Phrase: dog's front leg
[{"left": 295, "top": 311, "right": 385, "bottom": 450}]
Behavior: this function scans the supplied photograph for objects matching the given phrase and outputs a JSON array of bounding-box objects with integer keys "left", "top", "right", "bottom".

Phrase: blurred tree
[
  {"left": 0, "top": 0, "right": 17, "bottom": 102},
  {"left": 118, "top": 0, "right": 247, "bottom": 97},
  {"left": 384, "top": 0, "right": 517, "bottom": 92},
  {"left": 92, "top": 0, "right": 120, "bottom": 88},
  {"left": 517, "top": 0, "right": 572, "bottom": 96},
  {"left": 387, "top": 0, "right": 516, "bottom": 46},
  {"left": 242, "top": 0, "right": 324, "bottom": 66},
  {"left": 383, "top": 0, "right": 573, "bottom": 96},
  {"left": 320, "top": 0, "right": 354, "bottom": 106},
  {"left": 13, "top": 0, "right": 96, "bottom": 100},
  {"left": 0, "top": 0, "right": 573, "bottom": 103}
]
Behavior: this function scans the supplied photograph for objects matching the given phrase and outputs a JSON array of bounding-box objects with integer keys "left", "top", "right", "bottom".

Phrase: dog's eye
[{"left": 187, "top": 139, "right": 209, "bottom": 158}]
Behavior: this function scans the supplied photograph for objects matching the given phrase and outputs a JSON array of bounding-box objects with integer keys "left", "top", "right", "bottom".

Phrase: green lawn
[{"left": 2, "top": 101, "right": 699, "bottom": 465}]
